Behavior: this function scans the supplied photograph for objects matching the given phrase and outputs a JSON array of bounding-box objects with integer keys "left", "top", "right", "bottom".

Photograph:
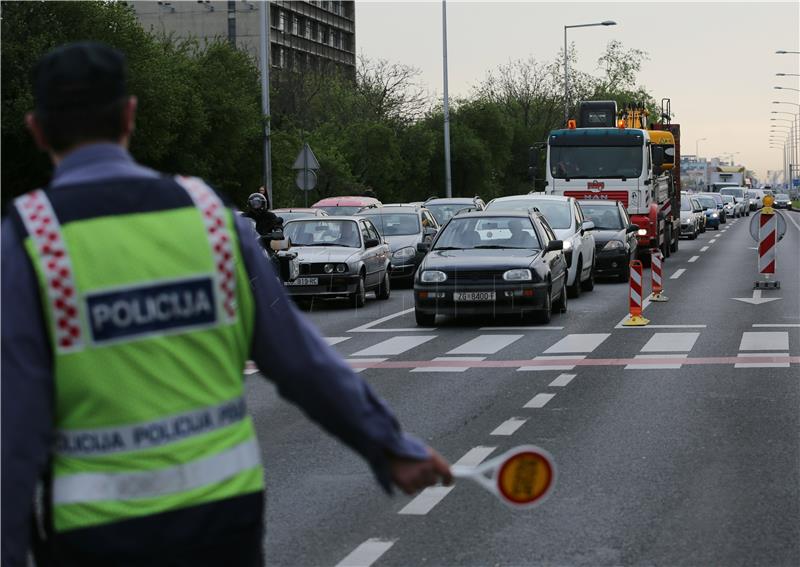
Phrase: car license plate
[
  {"left": 453, "top": 291, "right": 496, "bottom": 302},
  {"left": 285, "top": 277, "right": 318, "bottom": 286}
]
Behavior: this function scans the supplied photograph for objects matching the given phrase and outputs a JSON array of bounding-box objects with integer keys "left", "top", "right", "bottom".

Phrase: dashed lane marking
[
  {"left": 347, "top": 307, "right": 431, "bottom": 333},
  {"left": 525, "top": 393, "right": 556, "bottom": 408},
  {"left": 352, "top": 335, "right": 437, "bottom": 356},
  {"left": 670, "top": 269, "right": 686, "bottom": 279},
  {"left": 411, "top": 356, "right": 485, "bottom": 373},
  {"left": 641, "top": 332, "right": 700, "bottom": 352},
  {"left": 479, "top": 325, "right": 564, "bottom": 331},
  {"left": 700, "top": 246, "right": 710, "bottom": 252},
  {"left": 335, "top": 539, "right": 396, "bottom": 567},
  {"left": 617, "top": 324, "right": 707, "bottom": 329},
  {"left": 447, "top": 334, "right": 522, "bottom": 355},
  {"left": 325, "top": 337, "right": 351, "bottom": 346},
  {"left": 543, "top": 333, "right": 610, "bottom": 354},
  {"left": 549, "top": 373, "right": 577, "bottom": 387},
  {"left": 398, "top": 446, "right": 496, "bottom": 515},
  {"left": 739, "top": 332, "right": 790, "bottom": 351},
  {"left": 491, "top": 417, "right": 527, "bottom": 436},
  {"left": 709, "top": 239, "right": 717, "bottom": 244},
  {"left": 688, "top": 256, "right": 700, "bottom": 263},
  {"left": 753, "top": 324, "right": 800, "bottom": 328}
]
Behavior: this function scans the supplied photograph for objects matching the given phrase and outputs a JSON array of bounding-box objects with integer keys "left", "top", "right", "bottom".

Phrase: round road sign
[
  {"left": 496, "top": 447, "right": 555, "bottom": 508},
  {"left": 749, "top": 211, "right": 787, "bottom": 242},
  {"left": 295, "top": 170, "right": 318, "bottom": 192}
]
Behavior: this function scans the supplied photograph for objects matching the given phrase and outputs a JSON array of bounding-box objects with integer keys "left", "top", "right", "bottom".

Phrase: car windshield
[
  {"left": 488, "top": 199, "right": 572, "bottom": 229},
  {"left": 359, "top": 213, "right": 420, "bottom": 236},
  {"left": 776, "top": 194, "right": 790, "bottom": 200},
  {"left": 549, "top": 146, "right": 643, "bottom": 179},
  {"left": 276, "top": 211, "right": 317, "bottom": 222},
  {"left": 283, "top": 220, "right": 361, "bottom": 248},
  {"left": 580, "top": 204, "right": 624, "bottom": 230},
  {"left": 721, "top": 195, "right": 734, "bottom": 204},
  {"left": 433, "top": 217, "right": 541, "bottom": 250},
  {"left": 315, "top": 206, "right": 365, "bottom": 216},
  {"left": 719, "top": 188, "right": 744, "bottom": 198},
  {"left": 426, "top": 203, "right": 474, "bottom": 224},
  {"left": 695, "top": 196, "right": 717, "bottom": 208},
  {"left": 746, "top": 192, "right": 758, "bottom": 199},
  {"left": 681, "top": 197, "right": 692, "bottom": 211}
]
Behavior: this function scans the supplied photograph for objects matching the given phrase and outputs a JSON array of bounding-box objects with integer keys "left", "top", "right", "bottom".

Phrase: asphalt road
[{"left": 246, "top": 211, "right": 800, "bottom": 567}]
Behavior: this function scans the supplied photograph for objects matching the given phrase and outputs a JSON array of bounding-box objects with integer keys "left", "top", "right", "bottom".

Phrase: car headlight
[
  {"left": 393, "top": 246, "right": 416, "bottom": 259},
  {"left": 562, "top": 240, "right": 573, "bottom": 251},
  {"left": 324, "top": 263, "right": 334, "bottom": 274},
  {"left": 711, "top": 213, "right": 719, "bottom": 218},
  {"left": 603, "top": 240, "right": 625, "bottom": 251},
  {"left": 420, "top": 270, "right": 447, "bottom": 283},
  {"left": 637, "top": 228, "right": 648, "bottom": 236},
  {"left": 336, "top": 263, "right": 347, "bottom": 273},
  {"left": 503, "top": 269, "right": 533, "bottom": 281},
  {"left": 324, "top": 263, "right": 347, "bottom": 273}
]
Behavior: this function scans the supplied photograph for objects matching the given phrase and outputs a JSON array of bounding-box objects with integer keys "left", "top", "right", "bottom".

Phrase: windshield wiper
[
  {"left": 305, "top": 242, "right": 352, "bottom": 247},
  {"left": 432, "top": 246, "right": 464, "bottom": 251},
  {"left": 473, "top": 245, "right": 533, "bottom": 250}
]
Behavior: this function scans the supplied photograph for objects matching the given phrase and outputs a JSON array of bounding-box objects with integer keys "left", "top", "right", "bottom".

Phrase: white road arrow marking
[{"left": 731, "top": 290, "right": 782, "bottom": 305}]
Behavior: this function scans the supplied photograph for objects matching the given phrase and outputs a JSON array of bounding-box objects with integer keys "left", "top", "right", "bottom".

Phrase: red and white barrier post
[
  {"left": 623, "top": 260, "right": 650, "bottom": 326},
  {"left": 649, "top": 249, "right": 669, "bottom": 302},
  {"left": 756, "top": 208, "right": 778, "bottom": 288}
]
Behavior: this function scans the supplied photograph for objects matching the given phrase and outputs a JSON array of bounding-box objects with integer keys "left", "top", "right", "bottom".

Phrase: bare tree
[{"left": 356, "top": 54, "right": 431, "bottom": 124}]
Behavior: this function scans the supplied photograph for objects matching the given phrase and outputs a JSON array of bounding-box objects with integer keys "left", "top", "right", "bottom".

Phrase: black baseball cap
[{"left": 33, "top": 42, "right": 127, "bottom": 113}]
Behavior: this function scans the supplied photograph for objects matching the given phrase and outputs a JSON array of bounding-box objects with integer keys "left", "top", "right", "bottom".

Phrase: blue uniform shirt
[{"left": 1, "top": 144, "right": 427, "bottom": 564}]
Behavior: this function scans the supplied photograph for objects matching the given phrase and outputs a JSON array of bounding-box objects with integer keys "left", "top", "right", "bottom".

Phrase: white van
[{"left": 744, "top": 189, "right": 765, "bottom": 211}]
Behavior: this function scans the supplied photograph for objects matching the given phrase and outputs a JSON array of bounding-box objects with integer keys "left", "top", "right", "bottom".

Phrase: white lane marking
[
  {"left": 544, "top": 333, "right": 610, "bottom": 354},
  {"left": 753, "top": 324, "right": 800, "bottom": 328},
  {"left": 347, "top": 308, "right": 431, "bottom": 333},
  {"left": 739, "top": 332, "right": 789, "bottom": 351},
  {"left": 447, "top": 334, "right": 522, "bottom": 355},
  {"left": 549, "top": 373, "right": 576, "bottom": 387},
  {"left": 786, "top": 210, "right": 800, "bottom": 232},
  {"left": 518, "top": 355, "right": 586, "bottom": 371},
  {"left": 670, "top": 269, "right": 686, "bottom": 279},
  {"left": 734, "top": 353, "right": 790, "bottom": 369},
  {"left": 398, "top": 446, "right": 496, "bottom": 515},
  {"left": 410, "top": 356, "right": 485, "bottom": 373},
  {"left": 641, "top": 332, "right": 700, "bottom": 353},
  {"left": 709, "top": 239, "right": 717, "bottom": 244},
  {"left": 335, "top": 539, "right": 396, "bottom": 567},
  {"left": 491, "top": 417, "right": 527, "bottom": 436},
  {"left": 618, "top": 324, "right": 707, "bottom": 329},
  {"left": 624, "top": 354, "right": 687, "bottom": 370},
  {"left": 479, "top": 326, "right": 564, "bottom": 331},
  {"left": 352, "top": 335, "right": 437, "bottom": 356},
  {"left": 700, "top": 246, "right": 710, "bottom": 252},
  {"left": 325, "top": 337, "right": 351, "bottom": 346},
  {"left": 346, "top": 358, "right": 388, "bottom": 373},
  {"left": 524, "top": 393, "right": 556, "bottom": 408},
  {"left": 688, "top": 256, "right": 700, "bottom": 263}
]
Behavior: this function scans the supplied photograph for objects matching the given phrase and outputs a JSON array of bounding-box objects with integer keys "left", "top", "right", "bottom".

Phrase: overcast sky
[{"left": 356, "top": 1, "right": 800, "bottom": 180}]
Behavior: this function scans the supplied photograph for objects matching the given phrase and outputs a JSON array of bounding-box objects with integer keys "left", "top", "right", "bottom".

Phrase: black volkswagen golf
[{"left": 414, "top": 211, "right": 568, "bottom": 325}]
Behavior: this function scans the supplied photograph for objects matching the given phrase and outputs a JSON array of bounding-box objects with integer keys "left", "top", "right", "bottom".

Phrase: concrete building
[
  {"left": 130, "top": 1, "right": 356, "bottom": 76},
  {"left": 680, "top": 155, "right": 708, "bottom": 192}
]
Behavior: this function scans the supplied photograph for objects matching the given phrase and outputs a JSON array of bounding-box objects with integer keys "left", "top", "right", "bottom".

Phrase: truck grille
[{"left": 564, "top": 190, "right": 629, "bottom": 208}]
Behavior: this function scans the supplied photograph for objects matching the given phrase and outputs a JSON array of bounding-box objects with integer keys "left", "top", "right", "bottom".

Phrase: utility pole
[
  {"left": 259, "top": 1, "right": 273, "bottom": 207},
  {"left": 442, "top": 0, "right": 452, "bottom": 198}
]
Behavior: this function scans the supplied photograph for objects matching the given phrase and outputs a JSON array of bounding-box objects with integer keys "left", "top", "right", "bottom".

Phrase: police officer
[{"left": 1, "top": 42, "right": 451, "bottom": 566}]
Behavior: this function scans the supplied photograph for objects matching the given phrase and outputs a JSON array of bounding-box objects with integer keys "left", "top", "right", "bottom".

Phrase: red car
[{"left": 311, "top": 196, "right": 381, "bottom": 216}]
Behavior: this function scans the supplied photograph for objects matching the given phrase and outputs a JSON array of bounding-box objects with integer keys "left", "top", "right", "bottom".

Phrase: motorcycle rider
[{"left": 243, "top": 192, "right": 282, "bottom": 237}]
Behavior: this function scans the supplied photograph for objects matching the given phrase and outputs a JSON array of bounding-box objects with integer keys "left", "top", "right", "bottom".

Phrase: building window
[
  {"left": 277, "top": 9, "right": 286, "bottom": 31},
  {"left": 332, "top": 29, "right": 340, "bottom": 48},
  {"left": 293, "top": 15, "right": 300, "bottom": 35}
]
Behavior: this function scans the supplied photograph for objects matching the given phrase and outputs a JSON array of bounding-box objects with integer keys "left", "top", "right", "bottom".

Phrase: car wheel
[
  {"left": 567, "top": 258, "right": 582, "bottom": 299},
  {"left": 689, "top": 230, "right": 697, "bottom": 240},
  {"left": 351, "top": 275, "right": 366, "bottom": 308},
  {"left": 376, "top": 272, "right": 391, "bottom": 300},
  {"left": 554, "top": 277, "right": 568, "bottom": 313},
  {"left": 581, "top": 261, "right": 595, "bottom": 291},
  {"left": 415, "top": 308, "right": 435, "bottom": 326},
  {"left": 535, "top": 285, "right": 553, "bottom": 324}
]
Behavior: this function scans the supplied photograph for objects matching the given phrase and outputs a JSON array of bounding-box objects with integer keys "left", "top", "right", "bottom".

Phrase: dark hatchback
[
  {"left": 579, "top": 200, "right": 639, "bottom": 282},
  {"left": 414, "top": 211, "right": 568, "bottom": 325}
]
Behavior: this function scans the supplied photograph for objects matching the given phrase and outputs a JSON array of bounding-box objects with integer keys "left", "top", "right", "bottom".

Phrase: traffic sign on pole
[
  {"left": 293, "top": 143, "right": 321, "bottom": 207},
  {"left": 451, "top": 445, "right": 556, "bottom": 509},
  {"left": 292, "top": 143, "right": 321, "bottom": 170}
]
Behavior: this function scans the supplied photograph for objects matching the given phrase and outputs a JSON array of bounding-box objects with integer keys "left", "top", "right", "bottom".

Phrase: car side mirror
[
  {"left": 423, "top": 227, "right": 438, "bottom": 237},
  {"left": 702, "top": 207, "right": 709, "bottom": 211},
  {"left": 365, "top": 238, "right": 380, "bottom": 248},
  {"left": 417, "top": 242, "right": 430, "bottom": 253},
  {"left": 545, "top": 240, "right": 563, "bottom": 252},
  {"left": 626, "top": 224, "right": 639, "bottom": 234},
  {"left": 581, "top": 220, "right": 595, "bottom": 231}
]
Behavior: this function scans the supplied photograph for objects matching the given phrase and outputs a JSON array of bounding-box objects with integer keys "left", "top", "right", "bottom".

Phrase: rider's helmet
[{"left": 248, "top": 192, "right": 268, "bottom": 211}]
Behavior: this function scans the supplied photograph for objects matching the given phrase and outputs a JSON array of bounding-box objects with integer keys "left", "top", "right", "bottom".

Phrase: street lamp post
[
  {"left": 563, "top": 20, "right": 617, "bottom": 125},
  {"left": 442, "top": 0, "right": 452, "bottom": 198},
  {"left": 259, "top": 0, "right": 273, "bottom": 207},
  {"left": 774, "top": 86, "right": 800, "bottom": 93},
  {"left": 695, "top": 137, "right": 707, "bottom": 158}
]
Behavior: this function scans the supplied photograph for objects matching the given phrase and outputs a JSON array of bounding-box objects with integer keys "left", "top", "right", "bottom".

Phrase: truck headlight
[
  {"left": 711, "top": 213, "right": 718, "bottom": 218},
  {"left": 637, "top": 228, "right": 648, "bottom": 236},
  {"left": 421, "top": 270, "right": 447, "bottom": 283},
  {"left": 393, "top": 246, "right": 416, "bottom": 259},
  {"left": 603, "top": 240, "right": 624, "bottom": 251},
  {"left": 503, "top": 269, "right": 533, "bottom": 281}
]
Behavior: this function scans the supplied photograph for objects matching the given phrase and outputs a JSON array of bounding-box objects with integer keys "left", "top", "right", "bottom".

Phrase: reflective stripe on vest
[
  {"left": 174, "top": 176, "right": 237, "bottom": 323},
  {"left": 53, "top": 438, "right": 261, "bottom": 505},
  {"left": 56, "top": 396, "right": 246, "bottom": 458},
  {"left": 15, "top": 190, "right": 84, "bottom": 353}
]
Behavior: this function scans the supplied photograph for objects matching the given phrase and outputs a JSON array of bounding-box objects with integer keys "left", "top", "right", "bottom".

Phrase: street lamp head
[
  {"left": 601, "top": 20, "right": 617, "bottom": 26},
  {"left": 774, "top": 86, "right": 783, "bottom": 90},
  {"left": 776, "top": 50, "right": 787, "bottom": 54}
]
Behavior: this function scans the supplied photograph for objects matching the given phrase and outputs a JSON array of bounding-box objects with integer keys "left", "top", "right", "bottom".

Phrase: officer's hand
[{"left": 389, "top": 447, "right": 452, "bottom": 495}]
